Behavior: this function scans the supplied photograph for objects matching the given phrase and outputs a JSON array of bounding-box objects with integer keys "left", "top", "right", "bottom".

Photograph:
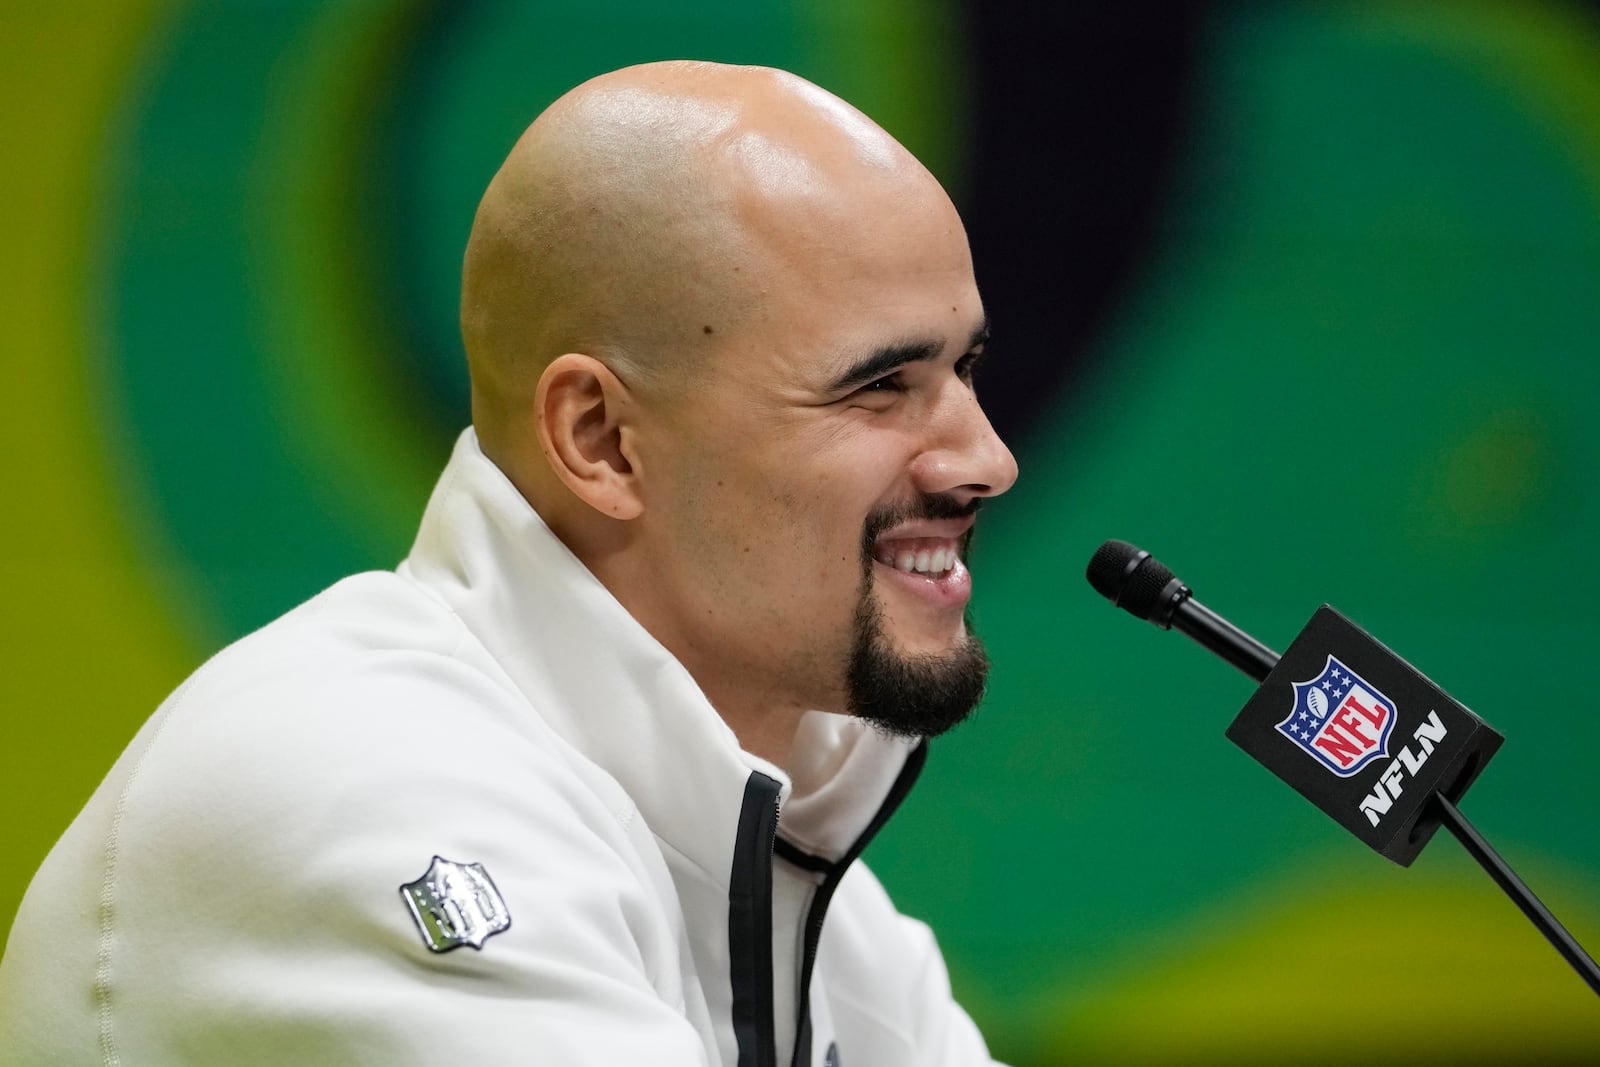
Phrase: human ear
[{"left": 534, "top": 353, "right": 644, "bottom": 520}]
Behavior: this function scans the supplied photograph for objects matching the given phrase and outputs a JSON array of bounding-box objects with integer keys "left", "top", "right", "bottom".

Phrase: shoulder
[
  {"left": 120, "top": 569, "right": 655, "bottom": 913},
  {"left": 10, "top": 570, "right": 696, "bottom": 1059},
  {"left": 122, "top": 571, "right": 597, "bottom": 836},
  {"left": 2, "top": 567, "right": 708, "bottom": 1062}
]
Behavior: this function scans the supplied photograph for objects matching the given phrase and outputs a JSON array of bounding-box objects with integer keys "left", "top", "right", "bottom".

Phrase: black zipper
[
  {"left": 729, "top": 771, "right": 783, "bottom": 1067},
  {"left": 773, "top": 741, "right": 929, "bottom": 1067}
]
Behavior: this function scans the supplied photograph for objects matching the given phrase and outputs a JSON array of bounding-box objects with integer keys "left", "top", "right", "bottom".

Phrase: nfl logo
[
  {"left": 1277, "top": 655, "right": 1396, "bottom": 777},
  {"left": 400, "top": 856, "right": 512, "bottom": 953}
]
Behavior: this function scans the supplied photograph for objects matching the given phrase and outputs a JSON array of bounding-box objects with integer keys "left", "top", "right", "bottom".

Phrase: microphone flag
[
  {"left": 1279, "top": 655, "right": 1396, "bottom": 778},
  {"left": 1226, "top": 605, "right": 1504, "bottom": 865}
]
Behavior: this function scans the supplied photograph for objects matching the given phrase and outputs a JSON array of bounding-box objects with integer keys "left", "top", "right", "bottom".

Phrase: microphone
[
  {"left": 1086, "top": 539, "right": 1600, "bottom": 997},
  {"left": 1086, "top": 538, "right": 1503, "bottom": 864},
  {"left": 1086, "top": 539, "right": 1279, "bottom": 682}
]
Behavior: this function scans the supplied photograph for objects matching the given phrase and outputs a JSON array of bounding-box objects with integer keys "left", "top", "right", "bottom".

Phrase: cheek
[
  {"left": 716, "top": 487, "right": 866, "bottom": 619},
  {"left": 676, "top": 430, "right": 893, "bottom": 598}
]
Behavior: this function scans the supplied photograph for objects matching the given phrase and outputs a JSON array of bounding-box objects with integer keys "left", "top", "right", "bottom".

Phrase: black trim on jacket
[
  {"left": 730, "top": 772, "right": 783, "bottom": 1067},
  {"left": 773, "top": 741, "right": 930, "bottom": 1067}
]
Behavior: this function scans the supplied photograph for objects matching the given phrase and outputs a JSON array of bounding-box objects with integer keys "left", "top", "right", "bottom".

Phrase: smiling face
[
  {"left": 464, "top": 62, "right": 1018, "bottom": 762},
  {"left": 621, "top": 147, "right": 1017, "bottom": 750}
]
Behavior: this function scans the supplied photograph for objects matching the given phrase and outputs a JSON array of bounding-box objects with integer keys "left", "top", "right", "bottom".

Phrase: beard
[{"left": 843, "top": 496, "right": 992, "bottom": 739}]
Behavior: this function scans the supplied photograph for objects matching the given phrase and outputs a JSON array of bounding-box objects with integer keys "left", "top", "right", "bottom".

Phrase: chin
[{"left": 881, "top": 617, "right": 968, "bottom": 659}]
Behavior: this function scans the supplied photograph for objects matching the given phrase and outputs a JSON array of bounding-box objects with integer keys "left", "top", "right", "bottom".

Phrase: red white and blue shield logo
[{"left": 1277, "top": 655, "right": 1395, "bottom": 777}]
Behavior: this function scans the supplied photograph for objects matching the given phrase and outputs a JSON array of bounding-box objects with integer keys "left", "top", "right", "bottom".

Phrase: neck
[
  {"left": 539, "top": 507, "right": 836, "bottom": 773},
  {"left": 695, "top": 685, "right": 811, "bottom": 770}
]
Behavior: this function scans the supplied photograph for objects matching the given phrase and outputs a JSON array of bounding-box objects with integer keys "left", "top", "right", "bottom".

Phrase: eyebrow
[{"left": 828, "top": 319, "right": 991, "bottom": 392}]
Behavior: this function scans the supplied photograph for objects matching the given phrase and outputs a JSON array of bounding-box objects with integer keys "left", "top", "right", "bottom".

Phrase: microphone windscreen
[{"left": 1086, "top": 539, "right": 1175, "bottom": 621}]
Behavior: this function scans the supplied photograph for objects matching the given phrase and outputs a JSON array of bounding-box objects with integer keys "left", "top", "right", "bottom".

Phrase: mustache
[{"left": 860, "top": 495, "right": 984, "bottom": 559}]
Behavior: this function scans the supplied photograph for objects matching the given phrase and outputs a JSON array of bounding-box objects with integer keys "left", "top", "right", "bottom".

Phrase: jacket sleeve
[
  {"left": 12, "top": 647, "right": 716, "bottom": 1066},
  {"left": 815, "top": 862, "right": 1007, "bottom": 1066}
]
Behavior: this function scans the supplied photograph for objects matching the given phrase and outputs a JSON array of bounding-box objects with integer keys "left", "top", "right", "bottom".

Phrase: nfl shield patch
[
  {"left": 400, "top": 856, "right": 512, "bottom": 952},
  {"left": 1277, "top": 654, "right": 1395, "bottom": 777}
]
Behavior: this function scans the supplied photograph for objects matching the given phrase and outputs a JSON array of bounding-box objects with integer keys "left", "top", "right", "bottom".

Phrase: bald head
[
  {"left": 460, "top": 61, "right": 942, "bottom": 467},
  {"left": 455, "top": 63, "right": 1007, "bottom": 760}
]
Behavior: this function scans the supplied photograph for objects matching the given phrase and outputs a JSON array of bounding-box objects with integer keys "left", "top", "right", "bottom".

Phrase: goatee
[{"left": 844, "top": 496, "right": 991, "bottom": 738}]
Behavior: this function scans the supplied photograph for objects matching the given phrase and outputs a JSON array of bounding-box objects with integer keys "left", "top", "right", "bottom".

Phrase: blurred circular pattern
[{"left": 6, "top": 2, "right": 1600, "bottom": 1061}]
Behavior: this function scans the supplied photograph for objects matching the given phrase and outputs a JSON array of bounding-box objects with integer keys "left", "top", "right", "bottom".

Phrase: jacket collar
[{"left": 402, "top": 429, "right": 917, "bottom": 883}]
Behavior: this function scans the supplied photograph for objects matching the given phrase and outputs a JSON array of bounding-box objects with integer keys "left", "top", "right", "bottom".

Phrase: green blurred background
[{"left": 4, "top": 1, "right": 1599, "bottom": 1061}]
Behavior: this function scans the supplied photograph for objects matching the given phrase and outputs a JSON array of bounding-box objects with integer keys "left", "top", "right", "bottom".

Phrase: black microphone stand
[
  {"left": 1430, "top": 796, "right": 1599, "bottom": 997},
  {"left": 1186, "top": 601, "right": 1600, "bottom": 998}
]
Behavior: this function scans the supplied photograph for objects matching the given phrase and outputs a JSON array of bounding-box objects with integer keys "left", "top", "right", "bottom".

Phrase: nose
[{"left": 909, "top": 381, "right": 1019, "bottom": 503}]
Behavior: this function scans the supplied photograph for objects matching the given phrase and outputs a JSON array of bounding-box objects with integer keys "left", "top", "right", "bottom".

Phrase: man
[{"left": 0, "top": 61, "right": 1017, "bottom": 1064}]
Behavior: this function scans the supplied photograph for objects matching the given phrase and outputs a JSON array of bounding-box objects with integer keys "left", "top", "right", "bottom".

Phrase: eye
[
  {"left": 858, "top": 372, "right": 907, "bottom": 394},
  {"left": 955, "top": 349, "right": 985, "bottom": 384}
]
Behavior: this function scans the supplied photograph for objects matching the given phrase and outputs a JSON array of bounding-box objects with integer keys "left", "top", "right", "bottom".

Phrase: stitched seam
[
  {"left": 93, "top": 687, "right": 186, "bottom": 1066},
  {"left": 653, "top": 832, "right": 730, "bottom": 890}
]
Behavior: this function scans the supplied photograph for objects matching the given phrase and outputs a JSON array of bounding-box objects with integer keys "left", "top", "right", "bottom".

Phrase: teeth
[{"left": 879, "top": 541, "right": 959, "bottom": 577}]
